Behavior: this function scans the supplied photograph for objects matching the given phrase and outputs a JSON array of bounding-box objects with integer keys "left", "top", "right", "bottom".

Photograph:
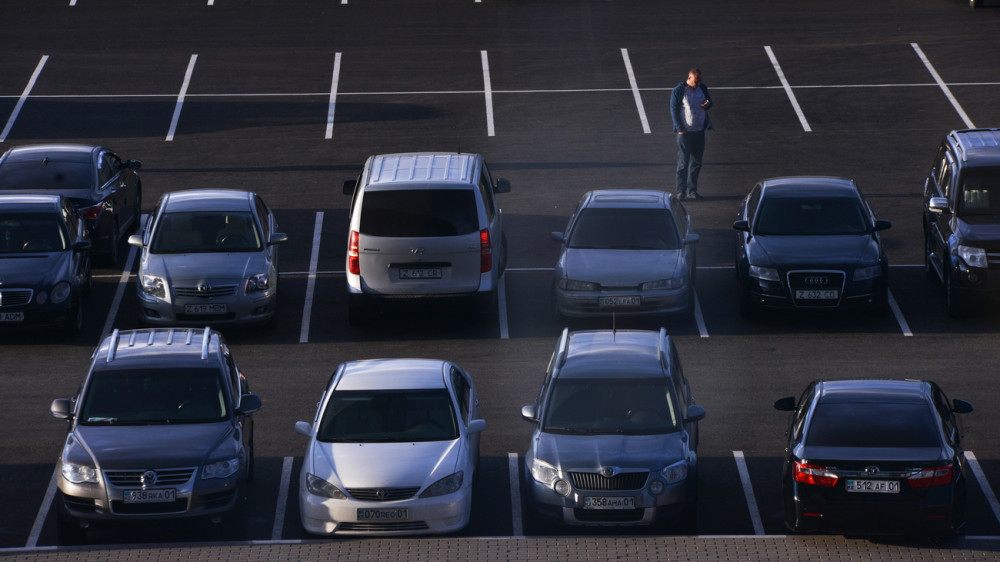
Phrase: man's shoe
[
  {"left": 690, "top": 191, "right": 704, "bottom": 200},
  {"left": 678, "top": 193, "right": 688, "bottom": 200}
]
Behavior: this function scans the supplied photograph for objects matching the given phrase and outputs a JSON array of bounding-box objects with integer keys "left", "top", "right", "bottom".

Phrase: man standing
[{"left": 670, "top": 68, "right": 713, "bottom": 200}]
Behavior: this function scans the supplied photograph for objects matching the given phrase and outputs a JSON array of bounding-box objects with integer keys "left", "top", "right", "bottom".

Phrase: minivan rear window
[{"left": 360, "top": 190, "right": 478, "bottom": 237}]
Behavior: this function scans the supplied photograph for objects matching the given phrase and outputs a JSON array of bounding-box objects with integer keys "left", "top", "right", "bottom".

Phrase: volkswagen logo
[
  {"left": 197, "top": 283, "right": 213, "bottom": 293},
  {"left": 140, "top": 470, "right": 157, "bottom": 489},
  {"left": 600, "top": 466, "right": 618, "bottom": 478},
  {"left": 864, "top": 465, "right": 880, "bottom": 476},
  {"left": 803, "top": 276, "right": 828, "bottom": 285},
  {"left": 409, "top": 247, "right": 425, "bottom": 255}
]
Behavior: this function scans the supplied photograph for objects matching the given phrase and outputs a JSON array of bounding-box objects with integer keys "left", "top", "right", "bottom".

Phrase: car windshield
[
  {"left": 317, "top": 389, "right": 459, "bottom": 443},
  {"left": 78, "top": 368, "right": 229, "bottom": 425},
  {"left": 360, "top": 189, "right": 479, "bottom": 237},
  {"left": 568, "top": 208, "right": 680, "bottom": 250},
  {"left": 754, "top": 197, "right": 869, "bottom": 236},
  {"left": 150, "top": 211, "right": 262, "bottom": 253},
  {"left": 806, "top": 401, "right": 940, "bottom": 448},
  {"left": 0, "top": 213, "right": 67, "bottom": 253},
  {"left": 0, "top": 160, "right": 93, "bottom": 196},
  {"left": 958, "top": 167, "right": 1000, "bottom": 216},
  {"left": 542, "top": 377, "right": 680, "bottom": 435}
]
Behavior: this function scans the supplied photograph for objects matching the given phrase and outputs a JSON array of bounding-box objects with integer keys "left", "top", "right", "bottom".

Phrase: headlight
[
  {"left": 62, "top": 462, "right": 98, "bottom": 484},
  {"left": 50, "top": 282, "right": 72, "bottom": 304},
  {"left": 140, "top": 275, "right": 166, "bottom": 298},
  {"left": 419, "top": 471, "right": 464, "bottom": 498},
  {"left": 853, "top": 264, "right": 882, "bottom": 281},
  {"left": 958, "top": 245, "right": 988, "bottom": 268},
  {"left": 642, "top": 277, "right": 685, "bottom": 291},
  {"left": 305, "top": 473, "right": 346, "bottom": 499},
  {"left": 245, "top": 273, "right": 270, "bottom": 293},
  {"left": 201, "top": 457, "right": 240, "bottom": 479},
  {"left": 558, "top": 278, "right": 596, "bottom": 291},
  {"left": 529, "top": 459, "right": 561, "bottom": 485},
  {"left": 749, "top": 265, "right": 780, "bottom": 282},
  {"left": 661, "top": 460, "right": 689, "bottom": 484}
]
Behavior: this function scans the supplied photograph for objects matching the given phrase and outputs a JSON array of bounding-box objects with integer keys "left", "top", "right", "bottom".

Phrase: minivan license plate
[
  {"left": 583, "top": 496, "right": 635, "bottom": 510},
  {"left": 846, "top": 479, "right": 899, "bottom": 493},
  {"left": 399, "top": 268, "right": 442, "bottom": 279},
  {"left": 124, "top": 489, "right": 176, "bottom": 503}
]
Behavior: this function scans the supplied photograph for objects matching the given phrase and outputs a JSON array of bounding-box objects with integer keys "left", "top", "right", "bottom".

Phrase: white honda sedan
[{"left": 295, "top": 358, "right": 486, "bottom": 535}]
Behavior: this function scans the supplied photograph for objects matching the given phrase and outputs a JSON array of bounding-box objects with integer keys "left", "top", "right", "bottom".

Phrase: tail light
[
  {"left": 480, "top": 229, "right": 492, "bottom": 273},
  {"left": 80, "top": 202, "right": 103, "bottom": 220},
  {"left": 793, "top": 461, "right": 838, "bottom": 487},
  {"left": 348, "top": 230, "right": 360, "bottom": 275},
  {"left": 907, "top": 463, "right": 954, "bottom": 488}
]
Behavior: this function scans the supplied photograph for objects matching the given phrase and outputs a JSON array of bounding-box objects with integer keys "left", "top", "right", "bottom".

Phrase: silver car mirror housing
[
  {"left": 520, "top": 405, "right": 538, "bottom": 423},
  {"left": 294, "top": 420, "right": 313, "bottom": 437},
  {"left": 50, "top": 398, "right": 73, "bottom": 419},
  {"left": 685, "top": 404, "right": 706, "bottom": 422},
  {"left": 468, "top": 419, "right": 487, "bottom": 434}
]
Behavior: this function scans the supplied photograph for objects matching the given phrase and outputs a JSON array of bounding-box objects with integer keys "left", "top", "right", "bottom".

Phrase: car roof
[
  {"left": 334, "top": 358, "right": 449, "bottom": 391},
  {"left": 583, "top": 190, "right": 669, "bottom": 209},
  {"left": 815, "top": 379, "right": 931, "bottom": 404},
  {"left": 557, "top": 330, "right": 668, "bottom": 379},
  {"left": 760, "top": 177, "right": 860, "bottom": 198},
  {"left": 162, "top": 189, "right": 254, "bottom": 213},
  {"left": 366, "top": 153, "right": 479, "bottom": 188},
  {"left": 92, "top": 327, "right": 225, "bottom": 369},
  {"left": 0, "top": 193, "right": 64, "bottom": 211},
  {"left": 1, "top": 144, "right": 99, "bottom": 164},
  {"left": 949, "top": 129, "right": 1000, "bottom": 167}
]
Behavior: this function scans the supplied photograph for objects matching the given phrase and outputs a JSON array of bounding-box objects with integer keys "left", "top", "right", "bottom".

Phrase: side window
[
  {"left": 941, "top": 165, "right": 954, "bottom": 202},
  {"left": 671, "top": 204, "right": 689, "bottom": 238},
  {"left": 933, "top": 389, "right": 956, "bottom": 442},
  {"left": 478, "top": 172, "right": 496, "bottom": 222},
  {"left": 792, "top": 386, "right": 814, "bottom": 440},
  {"left": 98, "top": 153, "right": 118, "bottom": 187},
  {"left": 669, "top": 355, "right": 688, "bottom": 419},
  {"left": 747, "top": 184, "right": 762, "bottom": 222},
  {"left": 450, "top": 367, "right": 471, "bottom": 423},
  {"left": 931, "top": 151, "right": 948, "bottom": 191},
  {"left": 225, "top": 354, "right": 242, "bottom": 404},
  {"left": 254, "top": 195, "right": 271, "bottom": 241}
]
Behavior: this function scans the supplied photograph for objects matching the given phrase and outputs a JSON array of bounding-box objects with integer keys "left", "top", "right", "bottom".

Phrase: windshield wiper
[{"left": 542, "top": 426, "right": 593, "bottom": 435}]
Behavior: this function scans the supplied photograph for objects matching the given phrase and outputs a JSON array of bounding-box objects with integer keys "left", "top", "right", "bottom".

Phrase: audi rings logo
[
  {"left": 864, "top": 466, "right": 880, "bottom": 476},
  {"left": 140, "top": 470, "right": 157, "bottom": 489},
  {"left": 803, "top": 276, "right": 829, "bottom": 285}
]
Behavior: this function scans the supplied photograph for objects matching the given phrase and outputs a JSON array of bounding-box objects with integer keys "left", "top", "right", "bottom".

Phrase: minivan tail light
[
  {"left": 348, "top": 230, "right": 360, "bottom": 275},
  {"left": 480, "top": 229, "right": 492, "bottom": 273},
  {"left": 907, "top": 463, "right": 954, "bottom": 488},
  {"left": 793, "top": 461, "right": 838, "bottom": 487},
  {"left": 80, "top": 202, "right": 103, "bottom": 220}
]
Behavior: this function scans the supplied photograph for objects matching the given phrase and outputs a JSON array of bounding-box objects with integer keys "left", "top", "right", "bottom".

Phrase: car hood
[
  {"left": 144, "top": 252, "right": 266, "bottom": 283},
  {"left": 308, "top": 440, "right": 461, "bottom": 488},
  {"left": 0, "top": 252, "right": 72, "bottom": 286},
  {"left": 749, "top": 235, "right": 878, "bottom": 267},
  {"left": 955, "top": 217, "right": 1000, "bottom": 249},
  {"left": 72, "top": 422, "right": 235, "bottom": 469},
  {"left": 532, "top": 432, "right": 689, "bottom": 472},
  {"left": 561, "top": 249, "right": 684, "bottom": 285}
]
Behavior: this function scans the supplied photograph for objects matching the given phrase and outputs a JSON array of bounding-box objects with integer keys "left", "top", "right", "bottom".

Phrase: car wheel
[
  {"left": 56, "top": 503, "right": 88, "bottom": 545},
  {"left": 945, "top": 271, "right": 966, "bottom": 318},
  {"left": 246, "top": 423, "right": 256, "bottom": 483},
  {"left": 924, "top": 231, "right": 938, "bottom": 281},
  {"left": 103, "top": 229, "right": 120, "bottom": 267},
  {"left": 64, "top": 299, "right": 83, "bottom": 336},
  {"left": 221, "top": 489, "right": 249, "bottom": 540},
  {"left": 739, "top": 289, "right": 757, "bottom": 318},
  {"left": 348, "top": 297, "right": 367, "bottom": 327}
]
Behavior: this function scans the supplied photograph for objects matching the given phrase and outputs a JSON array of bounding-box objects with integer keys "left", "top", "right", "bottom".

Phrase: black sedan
[
  {"left": 0, "top": 144, "right": 141, "bottom": 265},
  {"left": 0, "top": 194, "right": 92, "bottom": 334},
  {"left": 733, "top": 177, "right": 891, "bottom": 315},
  {"left": 774, "top": 379, "right": 973, "bottom": 537}
]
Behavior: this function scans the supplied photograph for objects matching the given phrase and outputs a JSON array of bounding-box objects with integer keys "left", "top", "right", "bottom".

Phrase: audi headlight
[
  {"left": 245, "top": 273, "right": 270, "bottom": 293},
  {"left": 958, "top": 245, "right": 988, "bottom": 268},
  {"left": 140, "top": 275, "right": 166, "bottom": 298},
  {"left": 749, "top": 265, "right": 780, "bottom": 282},
  {"left": 853, "top": 264, "right": 882, "bottom": 281},
  {"left": 420, "top": 471, "right": 464, "bottom": 498},
  {"left": 558, "top": 278, "right": 596, "bottom": 291},
  {"left": 201, "top": 457, "right": 240, "bottom": 479},
  {"left": 50, "top": 282, "right": 72, "bottom": 304},
  {"left": 305, "top": 473, "right": 346, "bottom": 499},
  {"left": 62, "top": 462, "right": 98, "bottom": 484},
  {"left": 661, "top": 460, "right": 689, "bottom": 484}
]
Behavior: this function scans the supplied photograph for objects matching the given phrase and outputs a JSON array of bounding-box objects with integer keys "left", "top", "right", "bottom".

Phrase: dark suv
[
  {"left": 923, "top": 128, "right": 1000, "bottom": 316},
  {"left": 50, "top": 327, "right": 261, "bottom": 543}
]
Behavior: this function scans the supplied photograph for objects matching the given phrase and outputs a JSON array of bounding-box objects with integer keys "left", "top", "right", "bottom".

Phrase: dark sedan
[
  {"left": 774, "top": 379, "right": 973, "bottom": 537},
  {"left": 0, "top": 144, "right": 141, "bottom": 265},
  {"left": 0, "top": 194, "right": 92, "bottom": 334},
  {"left": 733, "top": 177, "right": 891, "bottom": 315}
]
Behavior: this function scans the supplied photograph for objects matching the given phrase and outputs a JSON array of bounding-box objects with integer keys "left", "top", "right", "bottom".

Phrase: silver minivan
[{"left": 343, "top": 152, "right": 510, "bottom": 325}]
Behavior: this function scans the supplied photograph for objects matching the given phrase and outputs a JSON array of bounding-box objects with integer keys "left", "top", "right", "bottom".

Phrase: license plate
[
  {"left": 794, "top": 290, "right": 838, "bottom": 300},
  {"left": 583, "top": 496, "right": 635, "bottom": 510},
  {"left": 398, "top": 268, "right": 442, "bottom": 279},
  {"left": 0, "top": 312, "right": 24, "bottom": 322},
  {"left": 184, "top": 304, "right": 227, "bottom": 314},
  {"left": 598, "top": 296, "right": 640, "bottom": 307},
  {"left": 123, "top": 488, "right": 176, "bottom": 503},
  {"left": 357, "top": 508, "right": 409, "bottom": 521},
  {"left": 846, "top": 479, "right": 899, "bottom": 494}
]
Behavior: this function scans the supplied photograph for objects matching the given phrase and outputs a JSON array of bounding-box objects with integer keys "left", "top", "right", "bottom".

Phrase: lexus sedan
[
  {"left": 0, "top": 144, "right": 141, "bottom": 265},
  {"left": 0, "top": 194, "right": 91, "bottom": 334},
  {"left": 774, "top": 379, "right": 972, "bottom": 536},
  {"left": 551, "top": 190, "right": 699, "bottom": 318},
  {"left": 295, "top": 358, "right": 486, "bottom": 536},
  {"left": 128, "top": 189, "right": 287, "bottom": 327},
  {"left": 733, "top": 177, "right": 891, "bottom": 315}
]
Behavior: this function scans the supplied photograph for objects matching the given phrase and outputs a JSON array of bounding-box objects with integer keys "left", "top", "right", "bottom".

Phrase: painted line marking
[
  {"left": 25, "top": 467, "right": 59, "bottom": 548},
  {"left": 100, "top": 232, "right": 141, "bottom": 341},
  {"left": 887, "top": 289, "right": 912, "bottom": 337},
  {"left": 166, "top": 54, "right": 198, "bottom": 142},
  {"left": 620, "top": 48, "right": 651, "bottom": 134},
  {"left": 965, "top": 451, "right": 1000, "bottom": 528},
  {"left": 508, "top": 452, "right": 523, "bottom": 537},
  {"left": 498, "top": 273, "right": 510, "bottom": 340},
  {"left": 733, "top": 451, "right": 765, "bottom": 535},
  {"left": 272, "top": 456, "right": 293, "bottom": 541},
  {"left": 481, "top": 50, "right": 495, "bottom": 137},
  {"left": 912, "top": 43, "right": 975, "bottom": 129},
  {"left": 693, "top": 290, "right": 708, "bottom": 338},
  {"left": 1, "top": 55, "right": 48, "bottom": 143},
  {"left": 764, "top": 46, "right": 811, "bottom": 133},
  {"left": 299, "top": 212, "right": 324, "bottom": 343},
  {"left": 325, "top": 53, "right": 342, "bottom": 139}
]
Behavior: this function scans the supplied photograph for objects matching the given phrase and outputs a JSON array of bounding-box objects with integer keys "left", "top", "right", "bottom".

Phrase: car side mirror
[
  {"left": 953, "top": 399, "right": 973, "bottom": 414},
  {"left": 468, "top": 419, "right": 487, "bottom": 434},
  {"left": 237, "top": 393, "right": 262, "bottom": 415},
  {"left": 873, "top": 219, "right": 891, "bottom": 231},
  {"left": 268, "top": 232, "right": 288, "bottom": 245},
  {"left": 684, "top": 233, "right": 700, "bottom": 245},
  {"left": 928, "top": 197, "right": 950, "bottom": 214},
  {"left": 733, "top": 219, "right": 750, "bottom": 232},
  {"left": 128, "top": 234, "right": 144, "bottom": 248},
  {"left": 773, "top": 396, "right": 796, "bottom": 411},
  {"left": 520, "top": 405, "right": 538, "bottom": 423},
  {"left": 73, "top": 240, "right": 92, "bottom": 253},
  {"left": 343, "top": 179, "right": 357, "bottom": 195},
  {"left": 685, "top": 404, "right": 706, "bottom": 422},
  {"left": 494, "top": 178, "right": 511, "bottom": 194},
  {"left": 550, "top": 232, "right": 565, "bottom": 243},
  {"left": 294, "top": 420, "right": 313, "bottom": 437},
  {"left": 50, "top": 398, "right": 73, "bottom": 419}
]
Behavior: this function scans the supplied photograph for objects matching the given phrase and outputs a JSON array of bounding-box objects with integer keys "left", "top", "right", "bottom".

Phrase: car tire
[
  {"left": 56, "top": 507, "right": 87, "bottom": 545},
  {"left": 222, "top": 490, "right": 249, "bottom": 541},
  {"left": 945, "top": 272, "right": 967, "bottom": 318},
  {"left": 739, "top": 289, "right": 757, "bottom": 318},
  {"left": 103, "top": 229, "right": 120, "bottom": 267},
  {"left": 924, "top": 231, "right": 938, "bottom": 281},
  {"left": 64, "top": 299, "right": 83, "bottom": 336},
  {"left": 348, "top": 296, "right": 368, "bottom": 327}
]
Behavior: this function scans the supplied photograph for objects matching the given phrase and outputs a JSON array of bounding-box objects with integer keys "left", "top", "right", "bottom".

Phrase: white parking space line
[
  {"left": 25, "top": 467, "right": 59, "bottom": 548},
  {"left": 912, "top": 43, "right": 976, "bottom": 129},
  {"left": 620, "top": 48, "right": 651, "bottom": 134},
  {"left": 764, "top": 46, "right": 812, "bottom": 133},
  {"left": 887, "top": 289, "right": 912, "bottom": 337},
  {"left": 1, "top": 55, "right": 47, "bottom": 143},
  {"left": 100, "top": 235, "right": 141, "bottom": 341},
  {"left": 325, "top": 53, "right": 342, "bottom": 139},
  {"left": 732, "top": 451, "right": 765, "bottom": 535},
  {"left": 508, "top": 452, "right": 523, "bottom": 537},
  {"left": 964, "top": 451, "right": 1000, "bottom": 528},
  {"left": 271, "top": 456, "right": 293, "bottom": 541},
  {"left": 498, "top": 274, "right": 510, "bottom": 339},
  {"left": 299, "top": 212, "right": 324, "bottom": 343},
  {"left": 166, "top": 54, "right": 198, "bottom": 142},
  {"left": 692, "top": 290, "right": 708, "bottom": 338},
  {"left": 481, "top": 50, "right": 495, "bottom": 137}
]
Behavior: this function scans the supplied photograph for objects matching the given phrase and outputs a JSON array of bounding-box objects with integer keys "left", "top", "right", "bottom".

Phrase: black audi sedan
[
  {"left": 0, "top": 144, "right": 141, "bottom": 265},
  {"left": 774, "top": 379, "right": 973, "bottom": 537},
  {"left": 733, "top": 177, "right": 891, "bottom": 315},
  {"left": 0, "top": 194, "right": 92, "bottom": 334}
]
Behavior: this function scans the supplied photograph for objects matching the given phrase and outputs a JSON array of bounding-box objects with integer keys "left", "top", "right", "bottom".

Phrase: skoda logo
[
  {"left": 600, "top": 466, "right": 618, "bottom": 478},
  {"left": 197, "top": 283, "right": 213, "bottom": 293},
  {"left": 410, "top": 247, "right": 425, "bottom": 255},
  {"left": 140, "top": 470, "right": 157, "bottom": 489},
  {"left": 375, "top": 488, "right": 388, "bottom": 498},
  {"left": 804, "top": 276, "right": 828, "bottom": 285},
  {"left": 864, "top": 465, "right": 880, "bottom": 476}
]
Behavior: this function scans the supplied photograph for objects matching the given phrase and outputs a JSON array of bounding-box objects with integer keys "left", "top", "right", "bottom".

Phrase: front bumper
[
  {"left": 553, "top": 287, "right": 691, "bottom": 318},
  {"left": 136, "top": 288, "right": 276, "bottom": 327},
  {"left": 299, "top": 485, "right": 473, "bottom": 536}
]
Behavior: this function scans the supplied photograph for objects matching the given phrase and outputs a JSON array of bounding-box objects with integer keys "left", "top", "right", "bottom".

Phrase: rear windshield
[
  {"left": 317, "top": 389, "right": 459, "bottom": 443},
  {"left": 0, "top": 161, "right": 93, "bottom": 195},
  {"left": 360, "top": 190, "right": 478, "bottom": 237},
  {"left": 568, "top": 208, "right": 680, "bottom": 250},
  {"left": 806, "top": 401, "right": 940, "bottom": 448},
  {"left": 79, "top": 368, "right": 229, "bottom": 425},
  {"left": 755, "top": 197, "right": 869, "bottom": 236},
  {"left": 150, "top": 211, "right": 262, "bottom": 253},
  {"left": 958, "top": 167, "right": 1000, "bottom": 216},
  {"left": 0, "top": 213, "right": 68, "bottom": 253},
  {"left": 542, "top": 377, "right": 680, "bottom": 435}
]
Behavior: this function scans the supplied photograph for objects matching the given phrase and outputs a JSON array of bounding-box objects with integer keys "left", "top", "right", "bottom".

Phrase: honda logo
[{"left": 803, "top": 276, "right": 828, "bottom": 285}]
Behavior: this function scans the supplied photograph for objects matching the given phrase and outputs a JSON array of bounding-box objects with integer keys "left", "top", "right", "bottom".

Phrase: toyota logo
[
  {"left": 197, "top": 283, "right": 213, "bottom": 293},
  {"left": 140, "top": 470, "right": 157, "bottom": 489},
  {"left": 803, "top": 276, "right": 828, "bottom": 285},
  {"left": 864, "top": 465, "right": 880, "bottom": 476},
  {"left": 375, "top": 489, "right": 388, "bottom": 498}
]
